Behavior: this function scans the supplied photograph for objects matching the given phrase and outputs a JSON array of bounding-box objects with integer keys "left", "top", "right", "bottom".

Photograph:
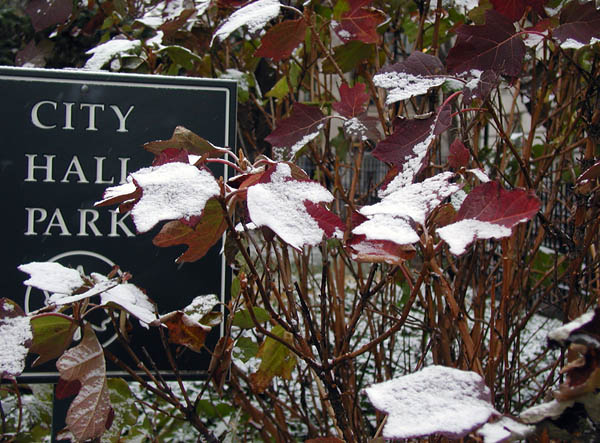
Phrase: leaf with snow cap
[
  {"left": 332, "top": 0, "right": 385, "bottom": 44},
  {"left": 553, "top": 1, "right": 600, "bottom": 49},
  {"left": 446, "top": 10, "right": 526, "bottom": 77},
  {"left": 364, "top": 365, "right": 497, "bottom": 439},
  {"left": 437, "top": 181, "right": 541, "bottom": 255},
  {"left": 84, "top": 37, "right": 142, "bottom": 70},
  {"left": 353, "top": 172, "right": 461, "bottom": 246},
  {"left": 91, "top": 274, "right": 157, "bottom": 327},
  {"left": 154, "top": 294, "right": 221, "bottom": 352},
  {"left": 246, "top": 162, "right": 338, "bottom": 249},
  {"left": 0, "top": 299, "right": 32, "bottom": 378},
  {"left": 19, "top": 262, "right": 85, "bottom": 295},
  {"left": 265, "top": 103, "right": 326, "bottom": 160},
  {"left": 255, "top": 18, "right": 307, "bottom": 61},
  {"left": 98, "top": 162, "right": 220, "bottom": 233},
  {"left": 477, "top": 416, "right": 534, "bottom": 442},
  {"left": 373, "top": 52, "right": 446, "bottom": 105},
  {"left": 211, "top": 0, "right": 281, "bottom": 45},
  {"left": 462, "top": 70, "right": 499, "bottom": 103},
  {"left": 57, "top": 324, "right": 112, "bottom": 442},
  {"left": 373, "top": 105, "right": 451, "bottom": 188}
]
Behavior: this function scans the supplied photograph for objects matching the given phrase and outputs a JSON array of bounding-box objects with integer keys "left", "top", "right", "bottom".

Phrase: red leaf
[
  {"left": 456, "top": 181, "right": 541, "bottom": 227},
  {"left": 303, "top": 201, "right": 345, "bottom": 238},
  {"left": 333, "top": 0, "right": 385, "bottom": 44},
  {"left": 25, "top": 0, "right": 72, "bottom": 32},
  {"left": 446, "top": 10, "right": 526, "bottom": 77},
  {"left": 373, "top": 105, "right": 450, "bottom": 184},
  {"left": 462, "top": 70, "right": 499, "bottom": 103},
  {"left": 255, "top": 19, "right": 307, "bottom": 61},
  {"left": 265, "top": 103, "right": 325, "bottom": 157},
  {"left": 553, "top": 1, "right": 600, "bottom": 47},
  {"left": 347, "top": 235, "right": 416, "bottom": 264},
  {"left": 333, "top": 83, "right": 370, "bottom": 118},
  {"left": 152, "top": 148, "right": 190, "bottom": 166},
  {"left": 448, "top": 139, "right": 470, "bottom": 169},
  {"left": 56, "top": 378, "right": 82, "bottom": 400},
  {"left": 152, "top": 198, "right": 228, "bottom": 263},
  {"left": 490, "top": 0, "right": 548, "bottom": 22}
]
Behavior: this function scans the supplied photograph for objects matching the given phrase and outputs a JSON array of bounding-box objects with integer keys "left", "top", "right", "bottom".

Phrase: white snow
[
  {"left": 364, "top": 365, "right": 497, "bottom": 439},
  {"left": 362, "top": 172, "right": 459, "bottom": 225},
  {"left": 93, "top": 274, "right": 156, "bottom": 327},
  {"left": 519, "top": 399, "right": 573, "bottom": 424},
  {"left": 560, "top": 38, "right": 586, "bottom": 49},
  {"left": 343, "top": 117, "right": 369, "bottom": 141},
  {"left": 211, "top": 0, "right": 281, "bottom": 45},
  {"left": 467, "top": 168, "right": 490, "bottom": 183},
  {"left": 352, "top": 213, "right": 419, "bottom": 245},
  {"left": 464, "top": 69, "right": 483, "bottom": 91},
  {"left": 477, "top": 416, "right": 534, "bottom": 443},
  {"left": 184, "top": 294, "right": 219, "bottom": 323},
  {"left": 437, "top": 219, "right": 511, "bottom": 255},
  {"left": 373, "top": 71, "right": 446, "bottom": 105},
  {"left": 19, "top": 262, "right": 84, "bottom": 294},
  {"left": 524, "top": 31, "right": 547, "bottom": 48},
  {"left": 96, "top": 179, "right": 136, "bottom": 206},
  {"left": 48, "top": 278, "right": 116, "bottom": 305},
  {"left": 246, "top": 163, "right": 334, "bottom": 249},
  {"left": 0, "top": 313, "right": 32, "bottom": 378},
  {"left": 547, "top": 310, "right": 595, "bottom": 345},
  {"left": 380, "top": 123, "right": 436, "bottom": 191},
  {"left": 106, "top": 162, "right": 220, "bottom": 233},
  {"left": 84, "top": 38, "right": 141, "bottom": 70}
]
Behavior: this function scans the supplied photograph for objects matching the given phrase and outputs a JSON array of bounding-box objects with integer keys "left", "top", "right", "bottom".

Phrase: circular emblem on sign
[{"left": 24, "top": 250, "right": 120, "bottom": 347}]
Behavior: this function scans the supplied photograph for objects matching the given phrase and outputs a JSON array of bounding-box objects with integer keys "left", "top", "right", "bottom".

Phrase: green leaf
[
  {"left": 234, "top": 337, "right": 259, "bottom": 362},
  {"left": 232, "top": 307, "right": 271, "bottom": 329},
  {"left": 249, "top": 325, "right": 297, "bottom": 393},
  {"left": 196, "top": 399, "right": 235, "bottom": 418},
  {"left": 161, "top": 45, "right": 202, "bottom": 70},
  {"left": 103, "top": 378, "right": 139, "bottom": 443},
  {"left": 29, "top": 312, "right": 77, "bottom": 367},
  {"left": 322, "top": 41, "right": 380, "bottom": 73},
  {"left": 266, "top": 62, "right": 300, "bottom": 100}
]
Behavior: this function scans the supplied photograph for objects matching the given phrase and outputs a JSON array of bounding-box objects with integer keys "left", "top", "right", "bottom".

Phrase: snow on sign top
[{"left": 364, "top": 365, "right": 497, "bottom": 440}]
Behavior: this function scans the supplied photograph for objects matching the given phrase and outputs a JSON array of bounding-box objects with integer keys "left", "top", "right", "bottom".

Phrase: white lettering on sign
[
  {"left": 24, "top": 208, "right": 136, "bottom": 237},
  {"left": 30, "top": 101, "right": 135, "bottom": 132},
  {"left": 25, "top": 154, "right": 130, "bottom": 184}
]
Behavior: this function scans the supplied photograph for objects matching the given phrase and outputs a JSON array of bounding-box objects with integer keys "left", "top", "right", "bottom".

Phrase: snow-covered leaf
[
  {"left": 84, "top": 37, "right": 141, "bottom": 71},
  {"left": 255, "top": 18, "right": 307, "bottom": 61},
  {"left": 246, "top": 163, "right": 338, "bottom": 249},
  {"left": 354, "top": 172, "right": 460, "bottom": 245},
  {"left": 373, "top": 106, "right": 451, "bottom": 188},
  {"left": 477, "top": 416, "right": 534, "bottom": 443},
  {"left": 437, "top": 181, "right": 541, "bottom": 255},
  {"left": 446, "top": 10, "right": 526, "bottom": 77},
  {"left": 99, "top": 162, "right": 220, "bottom": 233},
  {"left": 462, "top": 70, "right": 499, "bottom": 103},
  {"left": 29, "top": 313, "right": 77, "bottom": 367},
  {"left": 0, "top": 299, "right": 32, "bottom": 378},
  {"left": 92, "top": 274, "right": 156, "bottom": 327},
  {"left": 347, "top": 235, "right": 416, "bottom": 264},
  {"left": 553, "top": 1, "right": 600, "bottom": 49},
  {"left": 265, "top": 103, "right": 326, "bottom": 160},
  {"left": 373, "top": 52, "right": 446, "bottom": 105},
  {"left": 333, "top": 83, "right": 370, "bottom": 118},
  {"left": 152, "top": 198, "right": 228, "bottom": 263},
  {"left": 211, "top": 0, "right": 281, "bottom": 45},
  {"left": 547, "top": 308, "right": 599, "bottom": 347},
  {"left": 57, "top": 324, "right": 112, "bottom": 442},
  {"left": 332, "top": 0, "right": 385, "bottom": 44},
  {"left": 19, "top": 262, "right": 84, "bottom": 295},
  {"left": 364, "top": 365, "right": 496, "bottom": 439}
]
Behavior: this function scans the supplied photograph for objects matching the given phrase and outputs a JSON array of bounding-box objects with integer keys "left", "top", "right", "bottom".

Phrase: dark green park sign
[{"left": 0, "top": 67, "right": 236, "bottom": 381}]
